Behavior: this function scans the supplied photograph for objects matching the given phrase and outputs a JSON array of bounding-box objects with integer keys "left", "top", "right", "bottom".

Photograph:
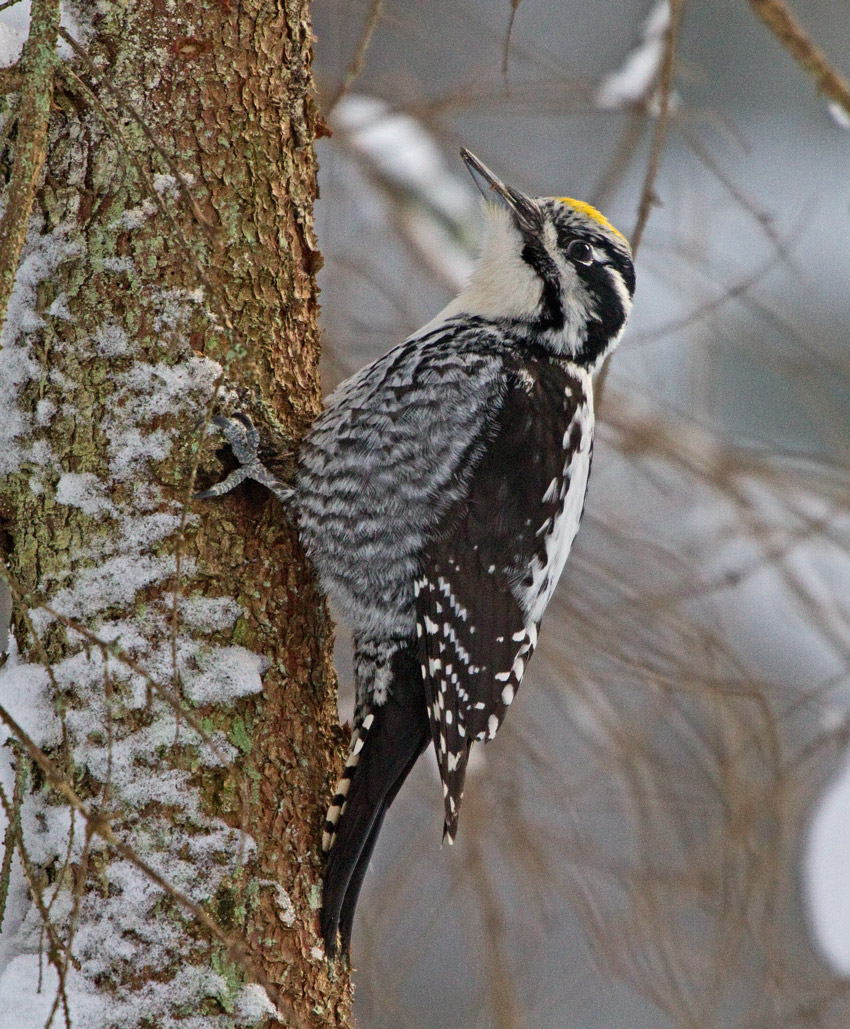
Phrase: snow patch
[
  {"left": 828, "top": 101, "right": 850, "bottom": 131},
  {"left": 101, "top": 255, "right": 135, "bottom": 274},
  {"left": 56, "top": 471, "right": 115, "bottom": 517},
  {"left": 234, "top": 983, "right": 280, "bottom": 1022},
  {"left": 0, "top": 1, "right": 93, "bottom": 70},
  {"left": 47, "top": 291, "right": 72, "bottom": 320},
  {"left": 0, "top": 634, "right": 60, "bottom": 750},
  {"left": 185, "top": 646, "right": 268, "bottom": 704},
  {"left": 179, "top": 594, "right": 241, "bottom": 632},
  {"left": 805, "top": 747, "right": 850, "bottom": 974},
  {"left": 92, "top": 321, "right": 132, "bottom": 357},
  {"left": 270, "top": 882, "right": 296, "bottom": 927},
  {"left": 596, "top": 1, "right": 677, "bottom": 112},
  {"left": 121, "top": 199, "right": 157, "bottom": 229}
]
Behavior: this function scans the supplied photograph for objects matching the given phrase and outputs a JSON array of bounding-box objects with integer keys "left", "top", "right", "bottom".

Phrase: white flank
[{"left": 519, "top": 376, "right": 594, "bottom": 626}]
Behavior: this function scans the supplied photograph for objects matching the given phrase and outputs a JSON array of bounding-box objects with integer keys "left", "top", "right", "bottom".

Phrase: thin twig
[
  {"left": 325, "top": 0, "right": 384, "bottom": 114},
  {"left": 0, "top": 755, "right": 26, "bottom": 931},
  {"left": 0, "top": 770, "right": 75, "bottom": 1028},
  {"left": 680, "top": 124, "right": 792, "bottom": 263},
  {"left": 748, "top": 0, "right": 850, "bottom": 120},
  {"left": 631, "top": 0, "right": 685, "bottom": 254},
  {"left": 0, "top": 0, "right": 61, "bottom": 344},
  {"left": 502, "top": 0, "right": 525, "bottom": 78},
  {"left": 597, "top": 0, "right": 685, "bottom": 409}
]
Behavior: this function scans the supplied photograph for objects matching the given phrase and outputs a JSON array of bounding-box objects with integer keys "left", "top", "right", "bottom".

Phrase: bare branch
[
  {"left": 631, "top": 0, "right": 685, "bottom": 254},
  {"left": 0, "top": 0, "right": 60, "bottom": 343},
  {"left": 325, "top": 0, "right": 384, "bottom": 114},
  {"left": 748, "top": 0, "right": 850, "bottom": 120}
]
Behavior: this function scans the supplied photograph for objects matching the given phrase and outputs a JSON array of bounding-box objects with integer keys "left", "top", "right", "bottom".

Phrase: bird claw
[
  {"left": 209, "top": 413, "right": 260, "bottom": 465},
  {"left": 195, "top": 412, "right": 293, "bottom": 505}
]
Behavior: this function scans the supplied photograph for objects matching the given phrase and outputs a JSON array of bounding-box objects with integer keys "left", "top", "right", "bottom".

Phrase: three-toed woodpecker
[{"left": 197, "top": 149, "right": 635, "bottom": 958}]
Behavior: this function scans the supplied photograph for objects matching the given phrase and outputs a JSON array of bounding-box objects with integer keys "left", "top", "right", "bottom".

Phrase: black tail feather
[
  {"left": 321, "top": 644, "right": 429, "bottom": 958},
  {"left": 335, "top": 805, "right": 388, "bottom": 957}
]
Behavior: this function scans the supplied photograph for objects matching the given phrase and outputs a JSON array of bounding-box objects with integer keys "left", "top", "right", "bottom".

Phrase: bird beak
[{"left": 461, "top": 148, "right": 539, "bottom": 232}]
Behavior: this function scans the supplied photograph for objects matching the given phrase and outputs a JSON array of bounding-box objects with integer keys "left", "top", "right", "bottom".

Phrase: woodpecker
[{"left": 197, "top": 149, "right": 635, "bottom": 958}]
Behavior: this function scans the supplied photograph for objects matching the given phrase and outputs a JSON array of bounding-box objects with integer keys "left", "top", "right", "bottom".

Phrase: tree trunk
[{"left": 0, "top": 1, "right": 351, "bottom": 1025}]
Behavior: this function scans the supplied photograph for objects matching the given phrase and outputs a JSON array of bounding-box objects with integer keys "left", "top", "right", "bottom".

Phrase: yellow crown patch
[{"left": 557, "top": 198, "right": 627, "bottom": 243}]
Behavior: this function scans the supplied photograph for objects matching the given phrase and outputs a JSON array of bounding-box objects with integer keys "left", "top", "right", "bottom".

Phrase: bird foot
[{"left": 194, "top": 412, "right": 294, "bottom": 504}]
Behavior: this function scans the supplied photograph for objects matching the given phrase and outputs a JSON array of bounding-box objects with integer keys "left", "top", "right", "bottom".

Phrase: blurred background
[{"left": 310, "top": 1, "right": 850, "bottom": 1026}]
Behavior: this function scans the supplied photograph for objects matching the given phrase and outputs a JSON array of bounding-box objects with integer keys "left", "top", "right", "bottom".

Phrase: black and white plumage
[{"left": 197, "top": 149, "right": 635, "bottom": 958}]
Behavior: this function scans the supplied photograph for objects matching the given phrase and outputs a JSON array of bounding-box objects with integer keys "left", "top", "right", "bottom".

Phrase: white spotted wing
[{"left": 414, "top": 356, "right": 591, "bottom": 842}]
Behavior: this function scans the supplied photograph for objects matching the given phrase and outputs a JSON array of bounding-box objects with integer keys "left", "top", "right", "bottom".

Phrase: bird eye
[{"left": 566, "top": 239, "right": 594, "bottom": 265}]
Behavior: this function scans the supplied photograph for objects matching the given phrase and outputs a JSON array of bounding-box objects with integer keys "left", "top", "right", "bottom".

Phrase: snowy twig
[
  {"left": 748, "top": 0, "right": 850, "bottom": 121},
  {"left": 631, "top": 0, "right": 684, "bottom": 254},
  {"left": 0, "top": 0, "right": 60, "bottom": 342}
]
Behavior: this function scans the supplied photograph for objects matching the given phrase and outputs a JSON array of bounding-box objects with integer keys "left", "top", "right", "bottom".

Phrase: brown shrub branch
[{"left": 748, "top": 0, "right": 850, "bottom": 119}]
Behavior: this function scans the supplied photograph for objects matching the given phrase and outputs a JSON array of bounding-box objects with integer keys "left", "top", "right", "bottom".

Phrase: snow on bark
[{"left": 0, "top": 200, "right": 279, "bottom": 1024}]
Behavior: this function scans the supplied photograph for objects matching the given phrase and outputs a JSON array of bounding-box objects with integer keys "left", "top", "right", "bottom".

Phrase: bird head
[{"left": 451, "top": 148, "right": 635, "bottom": 369}]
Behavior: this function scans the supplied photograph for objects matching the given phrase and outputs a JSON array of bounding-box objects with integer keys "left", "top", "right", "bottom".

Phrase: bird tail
[{"left": 320, "top": 641, "right": 429, "bottom": 959}]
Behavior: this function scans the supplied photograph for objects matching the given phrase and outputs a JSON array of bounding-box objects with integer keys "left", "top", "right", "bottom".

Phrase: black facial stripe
[
  {"left": 520, "top": 240, "right": 564, "bottom": 332},
  {"left": 602, "top": 248, "right": 635, "bottom": 297},
  {"left": 572, "top": 262, "right": 629, "bottom": 365}
]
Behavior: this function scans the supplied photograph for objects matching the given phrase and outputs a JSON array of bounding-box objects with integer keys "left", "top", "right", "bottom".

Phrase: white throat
[{"left": 434, "top": 205, "right": 543, "bottom": 324}]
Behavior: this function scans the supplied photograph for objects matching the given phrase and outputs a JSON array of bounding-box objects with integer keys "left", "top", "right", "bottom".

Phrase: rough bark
[{"left": 0, "top": 1, "right": 351, "bottom": 1026}]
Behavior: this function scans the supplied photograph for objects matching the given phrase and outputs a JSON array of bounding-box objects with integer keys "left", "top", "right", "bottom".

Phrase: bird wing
[
  {"left": 296, "top": 325, "right": 510, "bottom": 650},
  {"left": 414, "top": 355, "right": 590, "bottom": 841}
]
